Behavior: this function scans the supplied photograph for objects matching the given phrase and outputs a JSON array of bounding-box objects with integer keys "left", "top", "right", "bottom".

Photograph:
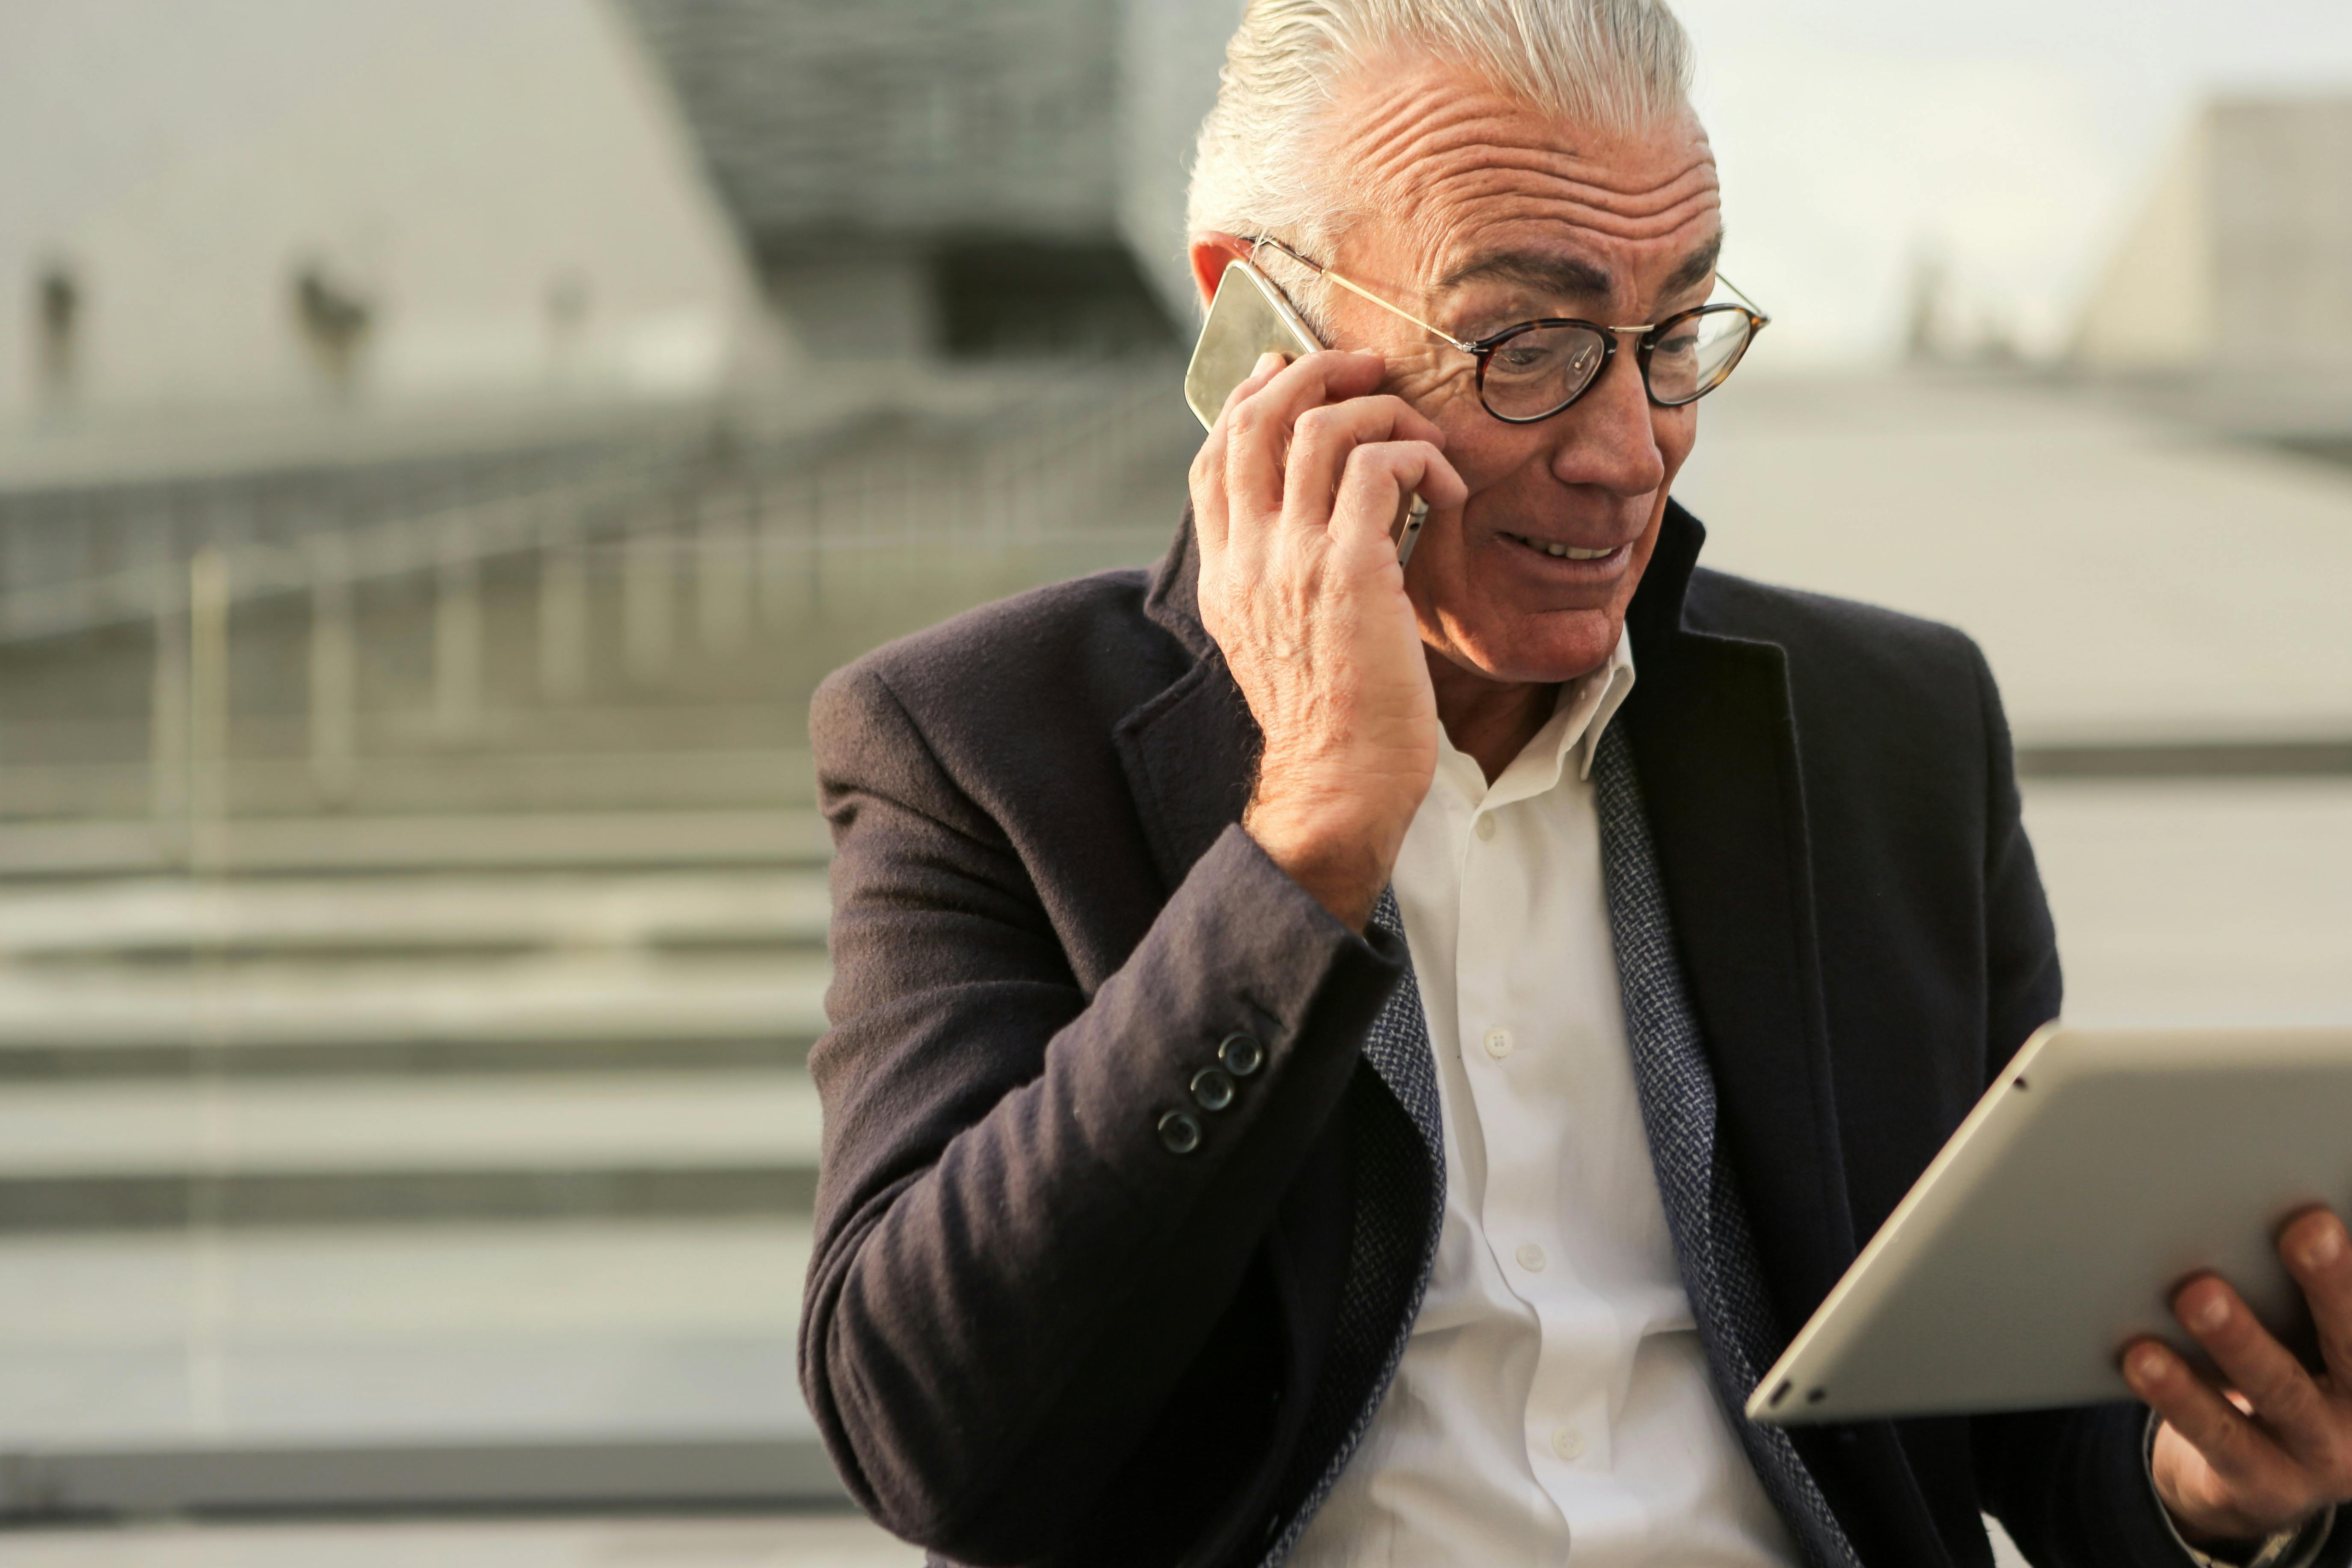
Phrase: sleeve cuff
[{"left": 2144, "top": 1411, "right": 2337, "bottom": 1568}]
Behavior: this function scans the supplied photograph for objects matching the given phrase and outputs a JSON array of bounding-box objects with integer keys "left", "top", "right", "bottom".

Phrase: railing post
[
  {"left": 697, "top": 488, "right": 752, "bottom": 656},
  {"left": 539, "top": 538, "right": 590, "bottom": 701},
  {"left": 187, "top": 549, "right": 231, "bottom": 876},
  {"left": 306, "top": 535, "right": 357, "bottom": 807},
  {"left": 433, "top": 522, "right": 482, "bottom": 743},
  {"left": 623, "top": 526, "right": 674, "bottom": 686},
  {"left": 148, "top": 562, "right": 190, "bottom": 862}
]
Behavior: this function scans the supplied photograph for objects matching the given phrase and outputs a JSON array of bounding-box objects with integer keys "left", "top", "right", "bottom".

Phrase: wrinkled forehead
[{"left": 1327, "top": 55, "right": 1721, "bottom": 303}]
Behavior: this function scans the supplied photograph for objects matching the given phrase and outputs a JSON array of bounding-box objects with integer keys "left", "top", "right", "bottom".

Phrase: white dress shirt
[{"left": 1292, "top": 633, "right": 1798, "bottom": 1568}]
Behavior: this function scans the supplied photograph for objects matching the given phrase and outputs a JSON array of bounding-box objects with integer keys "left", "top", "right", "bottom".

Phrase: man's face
[{"left": 1312, "top": 57, "right": 1723, "bottom": 686}]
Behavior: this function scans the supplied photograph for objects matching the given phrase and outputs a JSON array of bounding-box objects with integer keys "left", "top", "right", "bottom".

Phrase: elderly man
[{"left": 800, "top": 2, "right": 2352, "bottom": 1564}]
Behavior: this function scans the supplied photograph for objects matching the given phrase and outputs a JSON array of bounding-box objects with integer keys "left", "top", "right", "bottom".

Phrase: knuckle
[{"left": 2252, "top": 1476, "right": 2312, "bottom": 1521}]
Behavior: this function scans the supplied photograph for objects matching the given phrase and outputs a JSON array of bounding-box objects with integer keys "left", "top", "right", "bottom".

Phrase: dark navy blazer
[{"left": 800, "top": 502, "right": 2292, "bottom": 1567}]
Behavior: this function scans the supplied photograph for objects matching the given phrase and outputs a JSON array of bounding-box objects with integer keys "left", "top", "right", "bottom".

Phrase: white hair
[{"left": 1186, "top": 0, "right": 1694, "bottom": 304}]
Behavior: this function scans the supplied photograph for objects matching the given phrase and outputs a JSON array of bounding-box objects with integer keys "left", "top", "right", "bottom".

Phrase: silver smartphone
[{"left": 1183, "top": 258, "right": 1428, "bottom": 565}]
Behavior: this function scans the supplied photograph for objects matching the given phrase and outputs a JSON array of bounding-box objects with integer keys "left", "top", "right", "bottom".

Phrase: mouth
[{"left": 1500, "top": 530, "right": 1627, "bottom": 564}]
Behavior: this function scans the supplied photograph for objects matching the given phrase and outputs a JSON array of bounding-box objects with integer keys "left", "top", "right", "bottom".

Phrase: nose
[{"left": 1546, "top": 337, "right": 1666, "bottom": 498}]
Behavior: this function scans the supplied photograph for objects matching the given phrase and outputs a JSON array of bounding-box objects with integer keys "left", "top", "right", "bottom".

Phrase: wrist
[
  {"left": 2146, "top": 1414, "right": 2331, "bottom": 1567},
  {"left": 1244, "top": 799, "right": 1394, "bottom": 932}
]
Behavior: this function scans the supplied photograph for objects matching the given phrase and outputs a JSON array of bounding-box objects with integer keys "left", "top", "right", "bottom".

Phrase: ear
[{"left": 1188, "top": 232, "right": 1254, "bottom": 309}]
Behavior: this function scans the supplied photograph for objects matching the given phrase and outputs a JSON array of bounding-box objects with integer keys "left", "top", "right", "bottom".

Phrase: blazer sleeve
[
  {"left": 1958, "top": 646, "right": 2352, "bottom": 1568},
  {"left": 797, "top": 662, "right": 1404, "bottom": 1563}
]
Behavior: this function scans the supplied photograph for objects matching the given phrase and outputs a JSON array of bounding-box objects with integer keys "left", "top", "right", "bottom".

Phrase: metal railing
[{"left": 0, "top": 360, "right": 1199, "bottom": 853}]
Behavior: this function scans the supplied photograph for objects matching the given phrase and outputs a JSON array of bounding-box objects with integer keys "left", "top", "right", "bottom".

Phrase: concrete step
[
  {"left": 0, "top": 949, "right": 826, "bottom": 1050},
  {"left": 0, "top": 810, "right": 830, "bottom": 880},
  {"left": 2021, "top": 778, "right": 2352, "bottom": 1024},
  {"left": 0, "top": 1070, "right": 820, "bottom": 1228},
  {"left": 0, "top": 1515, "right": 917, "bottom": 1566},
  {"left": 0, "top": 1217, "right": 843, "bottom": 1513},
  {"left": 0, "top": 870, "right": 829, "bottom": 963},
  {"left": 1, "top": 748, "right": 819, "bottom": 820}
]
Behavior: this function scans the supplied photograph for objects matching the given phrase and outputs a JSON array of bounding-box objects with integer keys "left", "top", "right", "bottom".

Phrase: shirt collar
[{"left": 1432, "top": 630, "right": 1638, "bottom": 809}]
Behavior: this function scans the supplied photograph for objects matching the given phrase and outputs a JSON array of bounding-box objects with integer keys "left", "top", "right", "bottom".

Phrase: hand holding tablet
[{"left": 1747, "top": 1025, "right": 2352, "bottom": 1546}]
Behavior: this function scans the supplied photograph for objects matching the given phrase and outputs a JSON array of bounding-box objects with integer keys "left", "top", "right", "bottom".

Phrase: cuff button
[
  {"left": 1218, "top": 1033, "right": 1265, "bottom": 1077},
  {"left": 1191, "top": 1067, "right": 1237, "bottom": 1112},
  {"left": 1157, "top": 1110, "right": 1204, "bottom": 1154}
]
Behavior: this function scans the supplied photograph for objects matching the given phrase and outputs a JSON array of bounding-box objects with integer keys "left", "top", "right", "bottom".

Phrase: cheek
[{"left": 1653, "top": 405, "right": 1698, "bottom": 477}]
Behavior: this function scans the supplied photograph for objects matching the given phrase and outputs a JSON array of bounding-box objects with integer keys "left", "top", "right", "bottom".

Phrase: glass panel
[
  {"left": 1648, "top": 307, "right": 1754, "bottom": 405},
  {"left": 1480, "top": 325, "right": 1610, "bottom": 419}
]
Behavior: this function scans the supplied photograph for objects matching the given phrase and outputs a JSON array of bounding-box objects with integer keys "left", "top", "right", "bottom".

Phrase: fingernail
[
  {"left": 1255, "top": 352, "right": 1283, "bottom": 374},
  {"left": 2300, "top": 1217, "right": 2346, "bottom": 1271},
  {"left": 2188, "top": 1292, "right": 2231, "bottom": 1333},
  {"left": 2128, "top": 1345, "right": 2169, "bottom": 1386}
]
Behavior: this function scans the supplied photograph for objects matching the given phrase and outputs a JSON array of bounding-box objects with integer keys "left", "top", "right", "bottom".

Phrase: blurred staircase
[{"left": 0, "top": 361, "right": 1198, "bottom": 1516}]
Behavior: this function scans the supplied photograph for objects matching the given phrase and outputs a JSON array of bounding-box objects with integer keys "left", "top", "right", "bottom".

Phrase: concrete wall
[
  {"left": 2212, "top": 98, "right": 2352, "bottom": 370},
  {"left": 2075, "top": 96, "right": 2352, "bottom": 375},
  {"left": 0, "top": 0, "right": 782, "bottom": 426}
]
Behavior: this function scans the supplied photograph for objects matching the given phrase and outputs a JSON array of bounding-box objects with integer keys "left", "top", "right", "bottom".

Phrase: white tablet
[{"left": 1747, "top": 1024, "right": 2352, "bottom": 1426}]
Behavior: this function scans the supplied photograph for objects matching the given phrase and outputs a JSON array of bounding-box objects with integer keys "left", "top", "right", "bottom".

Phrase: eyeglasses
[{"left": 1250, "top": 235, "right": 1769, "bottom": 425}]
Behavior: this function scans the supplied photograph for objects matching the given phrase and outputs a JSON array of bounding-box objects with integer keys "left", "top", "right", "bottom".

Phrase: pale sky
[{"left": 1669, "top": 0, "right": 2352, "bottom": 363}]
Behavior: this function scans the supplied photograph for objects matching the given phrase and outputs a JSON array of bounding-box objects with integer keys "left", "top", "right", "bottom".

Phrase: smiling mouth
[{"left": 1502, "top": 531, "right": 1623, "bottom": 562}]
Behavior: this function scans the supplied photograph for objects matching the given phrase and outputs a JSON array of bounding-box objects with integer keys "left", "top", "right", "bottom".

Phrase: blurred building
[
  {"left": 2071, "top": 95, "right": 2352, "bottom": 448},
  {"left": 619, "top": 0, "right": 1239, "bottom": 359}
]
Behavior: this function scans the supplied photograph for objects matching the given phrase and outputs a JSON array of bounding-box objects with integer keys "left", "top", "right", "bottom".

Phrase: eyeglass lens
[{"left": 1479, "top": 307, "right": 1757, "bottom": 421}]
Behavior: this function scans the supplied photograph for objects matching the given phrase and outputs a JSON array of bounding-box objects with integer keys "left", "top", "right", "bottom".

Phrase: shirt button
[
  {"left": 1515, "top": 1241, "right": 1546, "bottom": 1272},
  {"left": 1473, "top": 814, "right": 1497, "bottom": 841},
  {"left": 1483, "top": 1026, "right": 1514, "bottom": 1061},
  {"left": 1550, "top": 1425, "right": 1584, "bottom": 1461}
]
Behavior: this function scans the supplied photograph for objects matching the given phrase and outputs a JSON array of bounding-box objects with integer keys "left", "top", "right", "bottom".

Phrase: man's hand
[
  {"left": 1189, "top": 349, "right": 1466, "bottom": 931},
  {"left": 2124, "top": 1207, "right": 2352, "bottom": 1548}
]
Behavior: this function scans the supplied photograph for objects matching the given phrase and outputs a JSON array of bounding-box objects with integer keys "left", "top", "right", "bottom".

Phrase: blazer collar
[
  {"left": 1116, "top": 509, "right": 1258, "bottom": 891},
  {"left": 1140, "top": 505, "right": 1218, "bottom": 660}
]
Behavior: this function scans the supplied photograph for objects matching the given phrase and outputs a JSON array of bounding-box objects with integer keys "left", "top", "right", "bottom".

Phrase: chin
[{"left": 1428, "top": 606, "right": 1624, "bottom": 687}]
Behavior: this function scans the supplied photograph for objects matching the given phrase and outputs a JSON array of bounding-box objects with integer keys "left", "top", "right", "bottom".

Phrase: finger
[
  {"left": 1193, "top": 352, "right": 1295, "bottom": 558},
  {"left": 1221, "top": 350, "right": 1387, "bottom": 521},
  {"left": 2173, "top": 1274, "right": 2345, "bottom": 1467},
  {"left": 1329, "top": 441, "right": 1469, "bottom": 561},
  {"left": 2281, "top": 1207, "right": 2352, "bottom": 1386},
  {"left": 2123, "top": 1337, "right": 2307, "bottom": 1506},
  {"left": 1281, "top": 396, "right": 1448, "bottom": 533}
]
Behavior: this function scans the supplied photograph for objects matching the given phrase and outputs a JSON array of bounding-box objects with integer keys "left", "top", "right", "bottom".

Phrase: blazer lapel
[
  {"left": 1112, "top": 512, "right": 1259, "bottom": 894},
  {"left": 1622, "top": 503, "right": 1858, "bottom": 1337}
]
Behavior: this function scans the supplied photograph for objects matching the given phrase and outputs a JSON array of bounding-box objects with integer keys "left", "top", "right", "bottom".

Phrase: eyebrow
[{"left": 1438, "top": 234, "right": 1724, "bottom": 309}]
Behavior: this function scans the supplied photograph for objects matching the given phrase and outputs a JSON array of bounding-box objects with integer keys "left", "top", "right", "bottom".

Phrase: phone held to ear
[{"left": 1183, "top": 259, "right": 1429, "bottom": 567}]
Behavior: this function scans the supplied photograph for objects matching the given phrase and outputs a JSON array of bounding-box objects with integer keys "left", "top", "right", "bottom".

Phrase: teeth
[{"left": 1524, "top": 536, "right": 1614, "bottom": 561}]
